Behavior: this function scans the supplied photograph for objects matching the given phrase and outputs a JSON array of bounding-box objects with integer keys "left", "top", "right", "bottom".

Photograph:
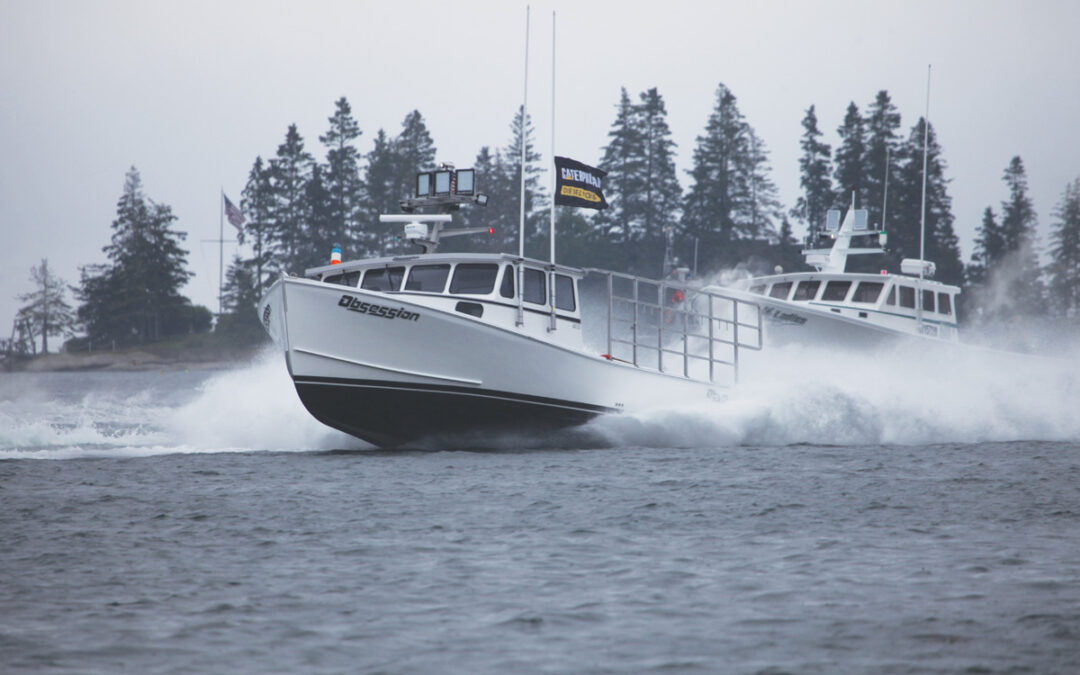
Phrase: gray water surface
[{"left": 1, "top": 369, "right": 1078, "bottom": 673}]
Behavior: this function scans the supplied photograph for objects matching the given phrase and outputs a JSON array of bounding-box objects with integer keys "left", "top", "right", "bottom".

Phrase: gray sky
[{"left": 2, "top": 0, "right": 1078, "bottom": 338}]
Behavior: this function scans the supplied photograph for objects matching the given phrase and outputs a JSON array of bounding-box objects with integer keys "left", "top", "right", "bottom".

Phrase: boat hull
[
  {"left": 291, "top": 375, "right": 607, "bottom": 447},
  {"left": 261, "top": 277, "right": 727, "bottom": 447}
]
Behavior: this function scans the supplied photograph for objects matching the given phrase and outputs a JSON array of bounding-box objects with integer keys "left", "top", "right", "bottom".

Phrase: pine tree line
[{"left": 10, "top": 86, "right": 1079, "bottom": 357}]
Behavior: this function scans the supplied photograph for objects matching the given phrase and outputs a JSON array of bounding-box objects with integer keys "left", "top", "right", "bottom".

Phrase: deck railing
[{"left": 584, "top": 270, "right": 763, "bottom": 386}]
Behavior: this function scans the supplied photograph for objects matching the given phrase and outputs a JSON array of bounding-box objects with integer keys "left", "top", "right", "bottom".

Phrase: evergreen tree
[
  {"left": 268, "top": 124, "right": 314, "bottom": 272},
  {"left": 302, "top": 163, "right": 334, "bottom": 269},
  {"left": 215, "top": 254, "right": 267, "bottom": 345},
  {"left": 998, "top": 156, "right": 1045, "bottom": 314},
  {"left": 636, "top": 87, "right": 682, "bottom": 268},
  {"left": 863, "top": 90, "right": 902, "bottom": 231},
  {"left": 458, "top": 146, "right": 511, "bottom": 253},
  {"left": 319, "top": 97, "right": 365, "bottom": 258},
  {"left": 595, "top": 88, "right": 646, "bottom": 245},
  {"left": 892, "top": 118, "right": 964, "bottom": 285},
  {"left": 967, "top": 206, "right": 1002, "bottom": 287},
  {"left": 739, "top": 127, "right": 782, "bottom": 238},
  {"left": 240, "top": 156, "right": 275, "bottom": 293},
  {"left": 792, "top": 104, "right": 834, "bottom": 234},
  {"left": 363, "top": 129, "right": 399, "bottom": 254},
  {"left": 14, "top": 258, "right": 75, "bottom": 354},
  {"left": 1046, "top": 178, "right": 1080, "bottom": 318},
  {"left": 502, "top": 106, "right": 548, "bottom": 256},
  {"left": 833, "top": 102, "right": 867, "bottom": 209},
  {"left": 968, "top": 156, "right": 1045, "bottom": 319},
  {"left": 682, "top": 82, "right": 753, "bottom": 268},
  {"left": 76, "top": 167, "right": 195, "bottom": 345}
]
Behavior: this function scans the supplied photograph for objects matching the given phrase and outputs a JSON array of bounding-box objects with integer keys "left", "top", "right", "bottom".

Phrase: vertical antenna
[
  {"left": 519, "top": 6, "right": 530, "bottom": 259},
  {"left": 881, "top": 146, "right": 889, "bottom": 233},
  {"left": 550, "top": 10, "right": 556, "bottom": 266},
  {"left": 919, "top": 64, "right": 931, "bottom": 280}
]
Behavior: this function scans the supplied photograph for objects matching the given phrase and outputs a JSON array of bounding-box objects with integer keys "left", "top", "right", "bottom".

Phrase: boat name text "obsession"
[{"left": 338, "top": 295, "right": 420, "bottom": 322}]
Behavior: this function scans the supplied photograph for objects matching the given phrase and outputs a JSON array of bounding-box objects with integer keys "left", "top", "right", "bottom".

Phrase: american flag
[{"left": 223, "top": 194, "right": 245, "bottom": 231}]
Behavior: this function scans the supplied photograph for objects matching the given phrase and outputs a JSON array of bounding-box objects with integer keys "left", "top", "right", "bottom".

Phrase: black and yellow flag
[{"left": 554, "top": 156, "right": 608, "bottom": 210}]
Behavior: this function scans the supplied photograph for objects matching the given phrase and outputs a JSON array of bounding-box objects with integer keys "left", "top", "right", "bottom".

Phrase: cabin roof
[{"left": 305, "top": 252, "right": 586, "bottom": 279}]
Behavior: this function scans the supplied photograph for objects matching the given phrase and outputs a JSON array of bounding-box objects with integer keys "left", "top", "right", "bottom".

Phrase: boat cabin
[{"left": 305, "top": 252, "right": 585, "bottom": 346}]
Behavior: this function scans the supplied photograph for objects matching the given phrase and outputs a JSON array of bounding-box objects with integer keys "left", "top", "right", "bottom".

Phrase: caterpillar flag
[{"left": 554, "top": 156, "right": 608, "bottom": 210}]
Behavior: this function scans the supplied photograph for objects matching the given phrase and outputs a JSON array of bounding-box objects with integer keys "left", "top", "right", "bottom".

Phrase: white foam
[{"left": 588, "top": 339, "right": 1080, "bottom": 447}]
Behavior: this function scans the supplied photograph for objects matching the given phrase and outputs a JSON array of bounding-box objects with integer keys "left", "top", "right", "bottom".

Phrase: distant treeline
[{"left": 7, "top": 84, "right": 1080, "bottom": 356}]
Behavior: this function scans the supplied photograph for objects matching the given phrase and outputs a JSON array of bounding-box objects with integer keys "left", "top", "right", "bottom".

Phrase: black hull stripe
[{"left": 292, "top": 376, "right": 618, "bottom": 415}]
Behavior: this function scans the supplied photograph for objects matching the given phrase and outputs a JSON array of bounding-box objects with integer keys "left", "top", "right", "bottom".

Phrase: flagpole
[
  {"left": 550, "top": 10, "right": 556, "bottom": 267},
  {"left": 519, "top": 5, "right": 530, "bottom": 260},
  {"left": 219, "top": 188, "right": 224, "bottom": 318}
]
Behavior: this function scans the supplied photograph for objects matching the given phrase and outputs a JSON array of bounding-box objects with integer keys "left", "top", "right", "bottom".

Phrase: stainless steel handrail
[{"left": 587, "top": 269, "right": 762, "bottom": 386}]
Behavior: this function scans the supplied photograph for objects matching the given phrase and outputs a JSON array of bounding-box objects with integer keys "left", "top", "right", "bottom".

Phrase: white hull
[
  {"left": 719, "top": 288, "right": 959, "bottom": 349},
  {"left": 261, "top": 276, "right": 729, "bottom": 446}
]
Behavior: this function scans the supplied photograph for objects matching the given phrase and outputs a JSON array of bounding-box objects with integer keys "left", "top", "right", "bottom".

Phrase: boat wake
[
  {"left": 3, "top": 338, "right": 1077, "bottom": 460},
  {"left": 589, "top": 338, "right": 1080, "bottom": 448}
]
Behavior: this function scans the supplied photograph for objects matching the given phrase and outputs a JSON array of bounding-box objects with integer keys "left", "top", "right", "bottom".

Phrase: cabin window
[
  {"left": 404, "top": 264, "right": 450, "bottom": 293},
  {"left": 523, "top": 268, "right": 546, "bottom": 305},
  {"left": 886, "top": 286, "right": 896, "bottom": 305},
  {"left": 323, "top": 271, "right": 360, "bottom": 287},
  {"left": 450, "top": 263, "right": 499, "bottom": 295},
  {"left": 500, "top": 265, "right": 515, "bottom": 299},
  {"left": 899, "top": 286, "right": 915, "bottom": 308},
  {"left": 749, "top": 284, "right": 766, "bottom": 295},
  {"left": 361, "top": 266, "right": 405, "bottom": 292},
  {"left": 852, "top": 282, "right": 884, "bottom": 303},
  {"left": 793, "top": 280, "right": 820, "bottom": 301},
  {"left": 922, "top": 289, "right": 936, "bottom": 313},
  {"left": 769, "top": 282, "right": 793, "bottom": 300},
  {"left": 938, "top": 292, "right": 952, "bottom": 316},
  {"left": 822, "top": 280, "right": 852, "bottom": 301},
  {"left": 555, "top": 274, "right": 576, "bottom": 311}
]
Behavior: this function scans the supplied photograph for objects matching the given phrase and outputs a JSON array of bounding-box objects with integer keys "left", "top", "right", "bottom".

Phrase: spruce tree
[
  {"left": 268, "top": 124, "right": 314, "bottom": 272},
  {"left": 682, "top": 82, "right": 752, "bottom": 267},
  {"left": 793, "top": 104, "right": 834, "bottom": 234},
  {"left": 77, "top": 167, "right": 194, "bottom": 345},
  {"left": 833, "top": 102, "right": 867, "bottom": 209},
  {"left": 458, "top": 146, "right": 511, "bottom": 253},
  {"left": 739, "top": 127, "right": 782, "bottom": 239},
  {"left": 998, "top": 156, "right": 1045, "bottom": 314},
  {"left": 240, "top": 156, "right": 275, "bottom": 293},
  {"left": 967, "top": 206, "right": 1002, "bottom": 287},
  {"left": 637, "top": 87, "right": 682, "bottom": 270},
  {"left": 1046, "top": 178, "right": 1080, "bottom": 318},
  {"left": 363, "top": 129, "right": 399, "bottom": 254},
  {"left": 596, "top": 88, "right": 646, "bottom": 245},
  {"left": 319, "top": 97, "right": 365, "bottom": 258},
  {"left": 893, "top": 118, "right": 964, "bottom": 285},
  {"left": 15, "top": 258, "right": 75, "bottom": 354},
  {"left": 501, "top": 106, "right": 548, "bottom": 257},
  {"left": 863, "top": 90, "right": 902, "bottom": 231},
  {"left": 302, "top": 164, "right": 334, "bottom": 269}
]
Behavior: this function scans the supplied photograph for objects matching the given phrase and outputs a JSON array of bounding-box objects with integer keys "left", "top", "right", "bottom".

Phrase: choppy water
[{"left": 2, "top": 347, "right": 1080, "bottom": 673}]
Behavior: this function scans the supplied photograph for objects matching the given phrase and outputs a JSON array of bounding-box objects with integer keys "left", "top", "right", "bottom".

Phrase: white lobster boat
[
  {"left": 709, "top": 205, "right": 961, "bottom": 348},
  {"left": 259, "top": 170, "right": 762, "bottom": 447}
]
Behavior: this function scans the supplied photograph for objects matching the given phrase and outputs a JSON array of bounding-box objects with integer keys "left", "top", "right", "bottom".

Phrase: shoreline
[{"left": 2, "top": 345, "right": 264, "bottom": 373}]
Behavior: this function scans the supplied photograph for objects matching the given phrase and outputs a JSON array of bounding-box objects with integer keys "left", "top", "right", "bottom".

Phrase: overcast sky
[{"left": 2, "top": 0, "right": 1078, "bottom": 338}]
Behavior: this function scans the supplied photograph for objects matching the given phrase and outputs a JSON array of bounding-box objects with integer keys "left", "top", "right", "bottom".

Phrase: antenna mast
[
  {"left": 519, "top": 6, "right": 530, "bottom": 259},
  {"left": 919, "top": 64, "right": 931, "bottom": 281}
]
